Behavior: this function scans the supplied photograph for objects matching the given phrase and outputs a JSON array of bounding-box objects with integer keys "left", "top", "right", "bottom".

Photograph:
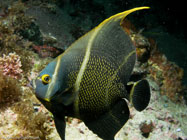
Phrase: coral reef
[
  {"left": 12, "top": 88, "right": 53, "bottom": 140},
  {"left": 0, "top": 1, "right": 186, "bottom": 140},
  {"left": 0, "top": 2, "right": 56, "bottom": 139},
  {"left": 0, "top": 1, "right": 35, "bottom": 77},
  {"left": 147, "top": 39, "right": 184, "bottom": 102},
  {"left": 7, "top": 1, "right": 43, "bottom": 45},
  {"left": 124, "top": 21, "right": 184, "bottom": 102},
  {"left": 0, "top": 52, "right": 23, "bottom": 79},
  {"left": 0, "top": 70, "right": 55, "bottom": 139}
]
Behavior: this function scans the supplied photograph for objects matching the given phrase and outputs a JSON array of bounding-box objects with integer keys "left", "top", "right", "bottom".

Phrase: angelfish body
[{"left": 32, "top": 7, "right": 151, "bottom": 140}]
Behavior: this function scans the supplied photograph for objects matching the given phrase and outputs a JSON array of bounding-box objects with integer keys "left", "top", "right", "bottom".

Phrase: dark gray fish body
[{"left": 32, "top": 7, "right": 151, "bottom": 140}]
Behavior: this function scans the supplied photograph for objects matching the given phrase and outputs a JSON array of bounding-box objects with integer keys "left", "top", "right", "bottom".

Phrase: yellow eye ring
[{"left": 41, "top": 74, "right": 51, "bottom": 84}]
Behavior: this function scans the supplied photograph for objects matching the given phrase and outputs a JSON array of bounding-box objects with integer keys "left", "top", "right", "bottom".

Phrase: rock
[
  {"left": 139, "top": 120, "right": 154, "bottom": 138},
  {"left": 32, "top": 44, "right": 63, "bottom": 58}
]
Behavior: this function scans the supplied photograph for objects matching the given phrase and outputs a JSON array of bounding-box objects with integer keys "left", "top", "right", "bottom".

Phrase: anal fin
[{"left": 84, "top": 99, "right": 129, "bottom": 140}]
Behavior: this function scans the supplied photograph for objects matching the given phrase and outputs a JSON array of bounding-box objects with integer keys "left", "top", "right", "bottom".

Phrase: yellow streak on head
[{"left": 45, "top": 55, "right": 62, "bottom": 100}]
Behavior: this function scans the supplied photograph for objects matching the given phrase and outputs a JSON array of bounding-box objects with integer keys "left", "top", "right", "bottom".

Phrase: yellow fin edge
[
  {"left": 129, "top": 81, "right": 138, "bottom": 105},
  {"left": 99, "top": 6, "right": 150, "bottom": 27}
]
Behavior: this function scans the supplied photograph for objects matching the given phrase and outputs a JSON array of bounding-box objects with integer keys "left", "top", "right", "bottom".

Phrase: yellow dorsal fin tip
[
  {"left": 99, "top": 6, "right": 150, "bottom": 27},
  {"left": 118, "top": 6, "right": 150, "bottom": 20},
  {"left": 119, "top": 6, "right": 150, "bottom": 22}
]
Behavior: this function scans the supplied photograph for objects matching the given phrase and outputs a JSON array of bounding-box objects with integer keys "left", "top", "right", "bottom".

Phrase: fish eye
[{"left": 41, "top": 74, "right": 51, "bottom": 85}]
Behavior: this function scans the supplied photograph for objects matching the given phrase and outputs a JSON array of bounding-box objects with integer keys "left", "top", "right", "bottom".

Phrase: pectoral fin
[
  {"left": 54, "top": 115, "right": 66, "bottom": 140},
  {"left": 52, "top": 87, "right": 75, "bottom": 106},
  {"left": 84, "top": 99, "right": 129, "bottom": 140}
]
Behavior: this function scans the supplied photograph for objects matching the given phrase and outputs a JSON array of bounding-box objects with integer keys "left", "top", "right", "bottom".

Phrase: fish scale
[{"left": 77, "top": 55, "right": 124, "bottom": 120}]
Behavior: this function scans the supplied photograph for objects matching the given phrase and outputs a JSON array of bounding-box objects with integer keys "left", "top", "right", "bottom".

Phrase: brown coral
[
  {"left": 148, "top": 39, "right": 184, "bottom": 102},
  {"left": 140, "top": 120, "right": 154, "bottom": 138},
  {"left": 32, "top": 45, "right": 61, "bottom": 58}
]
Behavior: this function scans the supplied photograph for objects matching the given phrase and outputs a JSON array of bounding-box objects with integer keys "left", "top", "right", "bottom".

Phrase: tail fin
[{"left": 129, "top": 79, "right": 151, "bottom": 111}]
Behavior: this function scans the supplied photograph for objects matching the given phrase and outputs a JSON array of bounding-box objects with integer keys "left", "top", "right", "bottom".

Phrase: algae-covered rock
[{"left": 0, "top": 71, "right": 22, "bottom": 109}]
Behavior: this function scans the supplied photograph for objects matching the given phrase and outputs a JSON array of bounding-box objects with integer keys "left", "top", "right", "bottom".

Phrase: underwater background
[{"left": 0, "top": 0, "right": 186, "bottom": 140}]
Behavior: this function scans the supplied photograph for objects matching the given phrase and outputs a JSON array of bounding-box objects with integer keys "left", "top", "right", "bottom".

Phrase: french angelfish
[{"left": 31, "top": 7, "right": 151, "bottom": 140}]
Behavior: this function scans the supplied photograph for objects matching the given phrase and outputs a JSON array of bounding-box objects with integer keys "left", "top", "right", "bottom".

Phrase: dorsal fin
[
  {"left": 61, "top": 6, "right": 150, "bottom": 55},
  {"left": 98, "top": 6, "right": 150, "bottom": 27}
]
